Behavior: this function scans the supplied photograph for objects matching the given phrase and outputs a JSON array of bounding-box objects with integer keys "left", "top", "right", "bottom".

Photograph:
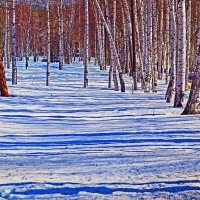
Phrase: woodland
[
  {"left": 0, "top": 0, "right": 199, "bottom": 114},
  {"left": 0, "top": 0, "right": 200, "bottom": 199}
]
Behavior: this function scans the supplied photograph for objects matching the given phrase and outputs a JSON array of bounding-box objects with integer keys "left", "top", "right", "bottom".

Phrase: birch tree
[
  {"left": 182, "top": 19, "right": 200, "bottom": 114},
  {"left": 11, "top": 0, "right": 17, "bottom": 85},
  {"left": 122, "top": 0, "right": 137, "bottom": 89},
  {"left": 93, "top": 0, "right": 125, "bottom": 92},
  {"left": 185, "top": 0, "right": 191, "bottom": 90},
  {"left": 58, "top": 0, "right": 64, "bottom": 70},
  {"left": 151, "top": 0, "right": 157, "bottom": 93},
  {"left": 25, "top": 0, "right": 32, "bottom": 69},
  {"left": 108, "top": 0, "right": 117, "bottom": 88},
  {"left": 166, "top": 0, "right": 176, "bottom": 102},
  {"left": 46, "top": 0, "right": 51, "bottom": 86},
  {"left": 4, "top": 0, "right": 10, "bottom": 69},
  {"left": 105, "top": 0, "right": 118, "bottom": 90},
  {"left": 84, "top": 0, "right": 89, "bottom": 88},
  {"left": 145, "top": 0, "right": 152, "bottom": 92},
  {"left": 174, "top": 0, "right": 186, "bottom": 107},
  {"left": 130, "top": 0, "right": 138, "bottom": 90}
]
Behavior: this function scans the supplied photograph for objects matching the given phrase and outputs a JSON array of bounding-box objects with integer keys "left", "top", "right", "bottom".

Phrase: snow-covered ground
[{"left": 0, "top": 60, "right": 200, "bottom": 199}]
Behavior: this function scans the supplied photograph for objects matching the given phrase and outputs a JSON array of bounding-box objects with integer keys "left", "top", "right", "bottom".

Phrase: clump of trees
[{"left": 0, "top": 0, "right": 199, "bottom": 114}]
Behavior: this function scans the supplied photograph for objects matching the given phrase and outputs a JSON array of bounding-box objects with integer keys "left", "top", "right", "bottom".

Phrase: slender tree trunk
[
  {"left": 94, "top": 0, "right": 125, "bottom": 92},
  {"left": 108, "top": 0, "right": 117, "bottom": 88},
  {"left": 185, "top": 0, "right": 191, "bottom": 90},
  {"left": 46, "top": 0, "right": 51, "bottom": 86},
  {"left": 4, "top": 0, "right": 9, "bottom": 69},
  {"left": 164, "top": 0, "right": 170, "bottom": 85},
  {"left": 84, "top": 0, "right": 89, "bottom": 88},
  {"left": 25, "top": 0, "right": 32, "bottom": 69},
  {"left": 105, "top": 0, "right": 118, "bottom": 90},
  {"left": 157, "top": 0, "right": 166, "bottom": 80},
  {"left": 151, "top": 0, "right": 157, "bottom": 92},
  {"left": 174, "top": 0, "right": 186, "bottom": 107},
  {"left": 131, "top": 0, "right": 138, "bottom": 90},
  {"left": 11, "top": 0, "right": 17, "bottom": 85},
  {"left": 58, "top": 0, "right": 64, "bottom": 70},
  {"left": 145, "top": 0, "right": 152, "bottom": 92},
  {"left": 166, "top": 0, "right": 176, "bottom": 102}
]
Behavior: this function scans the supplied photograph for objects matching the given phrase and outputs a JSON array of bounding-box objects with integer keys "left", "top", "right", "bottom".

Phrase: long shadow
[
  {"left": 6, "top": 185, "right": 200, "bottom": 197},
  {"left": 1, "top": 179, "right": 200, "bottom": 188},
  {"left": 1, "top": 138, "right": 200, "bottom": 148},
  {"left": 1, "top": 130, "right": 200, "bottom": 139}
]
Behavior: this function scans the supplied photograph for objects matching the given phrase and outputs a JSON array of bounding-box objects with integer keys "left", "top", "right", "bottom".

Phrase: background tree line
[{"left": 0, "top": 0, "right": 199, "bottom": 115}]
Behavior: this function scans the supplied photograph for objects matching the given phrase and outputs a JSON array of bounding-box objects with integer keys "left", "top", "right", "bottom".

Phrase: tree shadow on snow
[
  {"left": 10, "top": 185, "right": 200, "bottom": 196},
  {"left": 1, "top": 180, "right": 200, "bottom": 197}
]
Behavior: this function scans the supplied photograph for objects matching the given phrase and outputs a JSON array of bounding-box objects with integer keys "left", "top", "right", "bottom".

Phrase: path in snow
[{"left": 0, "top": 60, "right": 200, "bottom": 199}]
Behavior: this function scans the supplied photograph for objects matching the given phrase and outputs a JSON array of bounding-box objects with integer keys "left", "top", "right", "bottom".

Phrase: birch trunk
[
  {"left": 151, "top": 0, "right": 157, "bottom": 92},
  {"left": 96, "top": 15, "right": 103, "bottom": 69},
  {"left": 164, "top": 0, "right": 170, "bottom": 85},
  {"left": 84, "top": 0, "right": 89, "bottom": 88},
  {"left": 174, "top": 0, "right": 186, "bottom": 107},
  {"left": 121, "top": 5, "right": 128, "bottom": 74},
  {"left": 145, "top": 0, "right": 152, "bottom": 92},
  {"left": 46, "top": 0, "right": 51, "bottom": 86},
  {"left": 25, "top": 0, "right": 32, "bottom": 69},
  {"left": 94, "top": 0, "right": 125, "bottom": 92},
  {"left": 105, "top": 0, "right": 118, "bottom": 89},
  {"left": 58, "top": 0, "right": 64, "bottom": 70},
  {"left": 182, "top": 19, "right": 200, "bottom": 114},
  {"left": 185, "top": 0, "right": 191, "bottom": 90},
  {"left": 4, "top": 0, "right": 10, "bottom": 69},
  {"left": 137, "top": 0, "right": 146, "bottom": 89},
  {"left": 108, "top": 0, "right": 117, "bottom": 88},
  {"left": 166, "top": 0, "right": 176, "bottom": 102},
  {"left": 157, "top": 0, "right": 164, "bottom": 80},
  {"left": 11, "top": 0, "right": 17, "bottom": 85}
]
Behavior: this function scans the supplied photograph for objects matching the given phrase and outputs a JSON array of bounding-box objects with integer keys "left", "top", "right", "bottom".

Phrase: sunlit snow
[{"left": 0, "top": 58, "right": 200, "bottom": 199}]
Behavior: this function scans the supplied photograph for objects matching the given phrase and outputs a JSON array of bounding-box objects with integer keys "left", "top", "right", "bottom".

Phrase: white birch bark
[
  {"left": 11, "top": 0, "right": 17, "bottom": 85},
  {"left": 174, "top": 0, "right": 186, "bottom": 107},
  {"left": 58, "top": 0, "right": 64, "bottom": 70},
  {"left": 105, "top": 0, "right": 118, "bottom": 89},
  {"left": 182, "top": 19, "right": 200, "bottom": 114},
  {"left": 121, "top": 5, "right": 128, "bottom": 74},
  {"left": 25, "top": 0, "right": 32, "bottom": 69},
  {"left": 145, "top": 0, "right": 152, "bottom": 92},
  {"left": 7, "top": 6, "right": 10, "bottom": 69},
  {"left": 4, "top": 0, "right": 9, "bottom": 68},
  {"left": 93, "top": 0, "right": 125, "bottom": 92},
  {"left": 164, "top": 0, "right": 170, "bottom": 85},
  {"left": 84, "top": 0, "right": 89, "bottom": 88},
  {"left": 108, "top": 0, "right": 117, "bottom": 88},
  {"left": 157, "top": 0, "right": 164, "bottom": 80},
  {"left": 138, "top": 0, "right": 146, "bottom": 89},
  {"left": 185, "top": 0, "right": 191, "bottom": 90},
  {"left": 101, "top": 20, "right": 105, "bottom": 69},
  {"left": 122, "top": 0, "right": 133, "bottom": 72},
  {"left": 46, "top": 0, "right": 51, "bottom": 86},
  {"left": 151, "top": 0, "right": 157, "bottom": 92},
  {"left": 96, "top": 15, "right": 103, "bottom": 69},
  {"left": 166, "top": 0, "right": 176, "bottom": 102}
]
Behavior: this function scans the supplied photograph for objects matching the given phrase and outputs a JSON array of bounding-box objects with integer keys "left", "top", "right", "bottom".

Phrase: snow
[{"left": 0, "top": 59, "right": 200, "bottom": 199}]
